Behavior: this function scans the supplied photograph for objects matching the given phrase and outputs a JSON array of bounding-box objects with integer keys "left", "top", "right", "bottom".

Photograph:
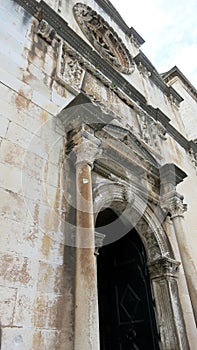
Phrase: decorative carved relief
[
  {"left": 73, "top": 3, "right": 134, "bottom": 74},
  {"left": 56, "top": 42, "right": 85, "bottom": 92},
  {"left": 37, "top": 19, "right": 57, "bottom": 43},
  {"left": 137, "top": 113, "right": 166, "bottom": 150},
  {"left": 55, "top": 41, "right": 167, "bottom": 155},
  {"left": 142, "top": 230, "right": 161, "bottom": 261}
]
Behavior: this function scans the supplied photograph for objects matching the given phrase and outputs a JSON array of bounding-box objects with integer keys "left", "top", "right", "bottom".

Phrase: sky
[{"left": 111, "top": 0, "right": 197, "bottom": 88}]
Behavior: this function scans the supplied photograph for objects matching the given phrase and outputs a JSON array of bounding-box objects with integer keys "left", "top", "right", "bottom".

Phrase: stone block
[
  {"left": 0, "top": 188, "right": 27, "bottom": 222},
  {"left": 0, "top": 217, "right": 40, "bottom": 259},
  {"left": 37, "top": 261, "right": 65, "bottom": 294},
  {"left": 0, "top": 253, "right": 38, "bottom": 288},
  {"left": 0, "top": 116, "right": 9, "bottom": 138},
  {"left": 13, "top": 288, "right": 35, "bottom": 327},
  {"left": 0, "top": 67, "right": 33, "bottom": 105},
  {"left": 39, "top": 233, "right": 64, "bottom": 265},
  {"left": 25, "top": 200, "right": 65, "bottom": 243},
  {"left": 32, "top": 293, "right": 62, "bottom": 328},
  {"left": 0, "top": 139, "right": 27, "bottom": 169},
  {"left": 0, "top": 139, "right": 48, "bottom": 181},
  {"left": 0, "top": 83, "right": 14, "bottom": 103},
  {"left": 22, "top": 172, "right": 44, "bottom": 202},
  {"left": 0, "top": 286, "right": 17, "bottom": 326},
  {"left": 32, "top": 90, "right": 59, "bottom": 115},
  {"left": 0, "top": 162, "right": 23, "bottom": 195},
  {"left": 6, "top": 121, "right": 49, "bottom": 159},
  {"left": 6, "top": 121, "right": 35, "bottom": 150},
  {"left": 43, "top": 53, "right": 55, "bottom": 76},
  {"left": 33, "top": 329, "right": 60, "bottom": 350},
  {"left": 1, "top": 327, "right": 34, "bottom": 350}
]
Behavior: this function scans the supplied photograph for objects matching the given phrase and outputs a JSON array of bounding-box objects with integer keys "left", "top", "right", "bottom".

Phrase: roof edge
[{"left": 162, "top": 66, "right": 197, "bottom": 101}]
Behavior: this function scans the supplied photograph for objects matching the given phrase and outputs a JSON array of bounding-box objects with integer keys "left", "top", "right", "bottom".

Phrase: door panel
[{"left": 97, "top": 228, "right": 160, "bottom": 350}]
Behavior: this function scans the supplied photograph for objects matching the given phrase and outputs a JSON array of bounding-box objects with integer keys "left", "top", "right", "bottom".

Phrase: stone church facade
[{"left": 0, "top": 0, "right": 197, "bottom": 349}]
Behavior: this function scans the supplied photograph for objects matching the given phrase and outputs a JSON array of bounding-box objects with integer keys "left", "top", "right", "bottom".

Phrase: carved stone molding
[
  {"left": 123, "top": 186, "right": 135, "bottom": 205},
  {"left": 37, "top": 19, "right": 57, "bottom": 43},
  {"left": 148, "top": 257, "right": 180, "bottom": 278},
  {"left": 142, "top": 230, "right": 161, "bottom": 261},
  {"left": 73, "top": 3, "right": 134, "bottom": 74}
]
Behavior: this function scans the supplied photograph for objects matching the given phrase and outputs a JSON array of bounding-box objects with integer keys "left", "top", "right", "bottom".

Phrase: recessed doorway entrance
[{"left": 96, "top": 208, "right": 160, "bottom": 350}]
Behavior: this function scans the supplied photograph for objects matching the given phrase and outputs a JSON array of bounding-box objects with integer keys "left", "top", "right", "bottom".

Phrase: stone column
[
  {"left": 168, "top": 193, "right": 197, "bottom": 324},
  {"left": 148, "top": 257, "right": 190, "bottom": 350},
  {"left": 74, "top": 137, "right": 100, "bottom": 350}
]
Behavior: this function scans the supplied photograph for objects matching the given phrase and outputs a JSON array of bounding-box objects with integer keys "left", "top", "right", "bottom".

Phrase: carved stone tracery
[{"left": 73, "top": 3, "right": 134, "bottom": 74}]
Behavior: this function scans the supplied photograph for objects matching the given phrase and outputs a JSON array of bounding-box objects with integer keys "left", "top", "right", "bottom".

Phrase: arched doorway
[{"left": 96, "top": 208, "right": 160, "bottom": 350}]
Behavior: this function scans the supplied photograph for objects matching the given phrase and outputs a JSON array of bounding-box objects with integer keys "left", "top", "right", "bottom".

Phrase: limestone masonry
[{"left": 0, "top": 1, "right": 197, "bottom": 349}]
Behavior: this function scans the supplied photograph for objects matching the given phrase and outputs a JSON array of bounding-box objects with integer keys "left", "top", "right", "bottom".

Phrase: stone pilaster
[
  {"left": 73, "top": 136, "right": 100, "bottom": 350},
  {"left": 148, "top": 257, "right": 189, "bottom": 350},
  {"left": 167, "top": 192, "right": 197, "bottom": 324}
]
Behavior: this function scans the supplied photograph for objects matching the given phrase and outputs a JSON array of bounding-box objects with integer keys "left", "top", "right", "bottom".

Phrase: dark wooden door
[{"left": 97, "top": 229, "right": 160, "bottom": 350}]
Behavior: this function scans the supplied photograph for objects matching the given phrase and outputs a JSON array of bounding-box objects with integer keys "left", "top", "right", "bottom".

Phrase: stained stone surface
[{"left": 0, "top": 0, "right": 197, "bottom": 349}]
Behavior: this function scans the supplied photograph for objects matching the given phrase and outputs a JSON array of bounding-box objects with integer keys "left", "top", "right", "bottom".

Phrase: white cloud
[{"left": 111, "top": 0, "right": 197, "bottom": 87}]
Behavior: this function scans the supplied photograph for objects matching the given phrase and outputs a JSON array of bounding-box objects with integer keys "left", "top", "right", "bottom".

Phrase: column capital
[
  {"left": 66, "top": 125, "right": 102, "bottom": 168},
  {"left": 148, "top": 257, "right": 180, "bottom": 278},
  {"left": 75, "top": 136, "right": 101, "bottom": 168},
  {"left": 169, "top": 193, "right": 187, "bottom": 219},
  {"left": 161, "top": 191, "right": 187, "bottom": 219},
  {"left": 167, "top": 191, "right": 187, "bottom": 219}
]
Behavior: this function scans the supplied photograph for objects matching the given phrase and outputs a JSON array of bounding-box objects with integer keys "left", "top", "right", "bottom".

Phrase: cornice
[
  {"left": 162, "top": 66, "right": 197, "bottom": 102},
  {"left": 13, "top": 0, "right": 197, "bottom": 156},
  {"left": 134, "top": 52, "right": 183, "bottom": 104}
]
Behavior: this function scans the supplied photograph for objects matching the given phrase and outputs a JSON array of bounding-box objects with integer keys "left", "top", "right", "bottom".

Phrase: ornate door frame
[
  {"left": 93, "top": 179, "right": 189, "bottom": 350},
  {"left": 59, "top": 93, "right": 190, "bottom": 350}
]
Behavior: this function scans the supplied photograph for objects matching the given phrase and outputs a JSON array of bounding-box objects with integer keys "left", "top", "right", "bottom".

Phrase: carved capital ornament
[{"left": 75, "top": 137, "right": 101, "bottom": 168}]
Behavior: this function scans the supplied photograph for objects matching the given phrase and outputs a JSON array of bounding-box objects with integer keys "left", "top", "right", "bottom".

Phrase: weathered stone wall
[
  {"left": 169, "top": 78, "right": 197, "bottom": 140},
  {"left": 0, "top": 1, "right": 76, "bottom": 348},
  {"left": 0, "top": 0, "right": 197, "bottom": 349}
]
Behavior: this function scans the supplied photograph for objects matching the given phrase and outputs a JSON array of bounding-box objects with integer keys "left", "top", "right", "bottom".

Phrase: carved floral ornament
[{"left": 73, "top": 3, "right": 134, "bottom": 74}]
